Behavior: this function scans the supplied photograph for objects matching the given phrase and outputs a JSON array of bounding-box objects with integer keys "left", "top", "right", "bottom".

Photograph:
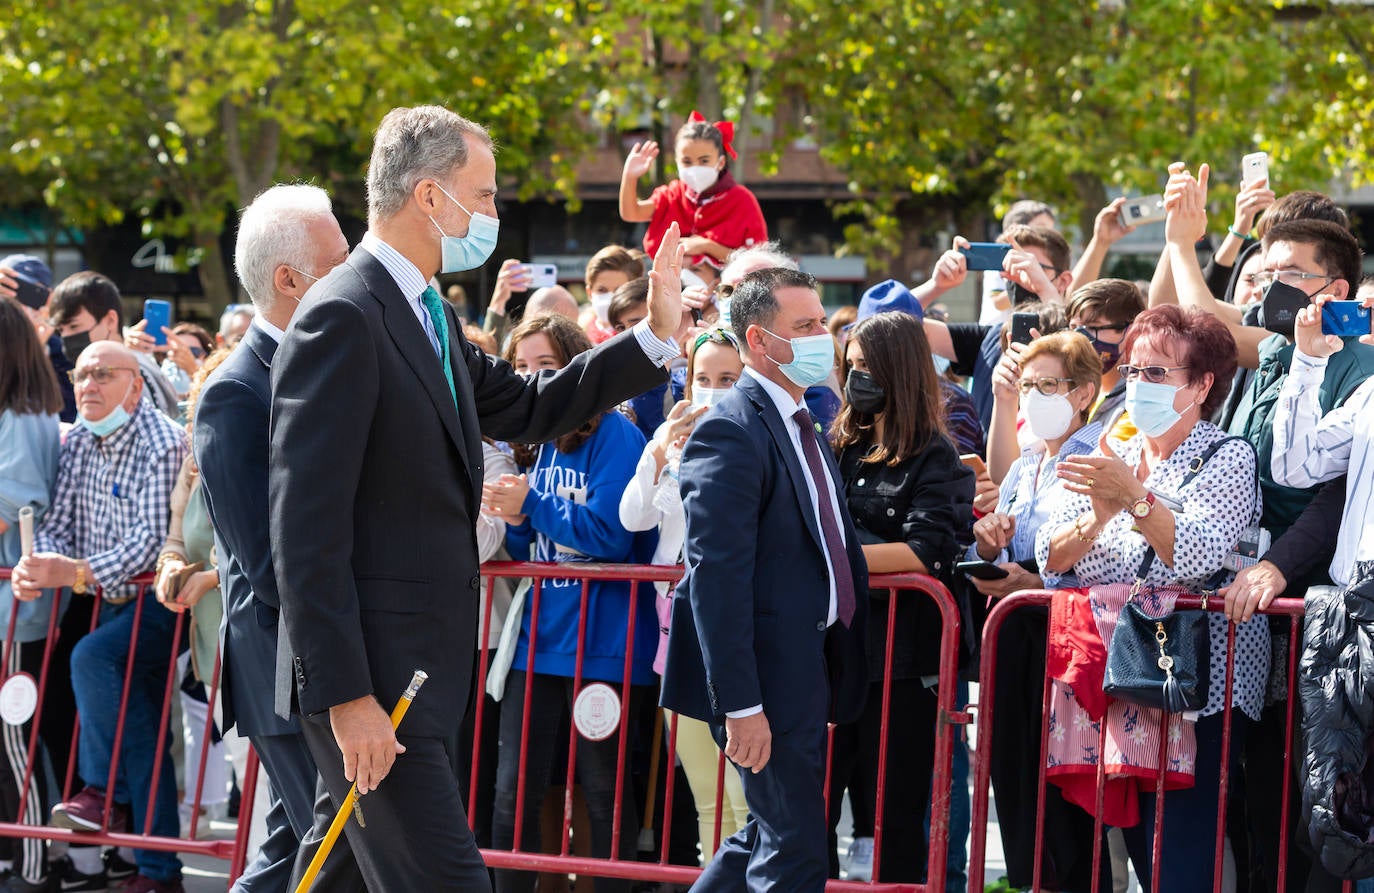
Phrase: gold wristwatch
[{"left": 72, "top": 562, "right": 88, "bottom": 595}]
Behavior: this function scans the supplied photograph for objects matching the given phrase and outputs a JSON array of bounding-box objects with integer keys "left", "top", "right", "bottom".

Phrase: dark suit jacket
[
  {"left": 268, "top": 245, "right": 667, "bottom": 739},
  {"left": 660, "top": 372, "right": 868, "bottom": 734},
  {"left": 194, "top": 323, "right": 298, "bottom": 739}
]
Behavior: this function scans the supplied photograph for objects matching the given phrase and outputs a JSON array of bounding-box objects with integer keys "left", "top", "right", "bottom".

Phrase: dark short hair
[
  {"left": 1003, "top": 200, "right": 1056, "bottom": 230},
  {"left": 607, "top": 276, "right": 650, "bottom": 328},
  {"left": 729, "top": 267, "right": 820, "bottom": 345},
  {"left": 1002, "top": 224, "right": 1072, "bottom": 273},
  {"left": 585, "top": 245, "right": 644, "bottom": 287},
  {"left": 1119, "top": 305, "right": 1237, "bottom": 418},
  {"left": 1262, "top": 219, "right": 1363, "bottom": 291},
  {"left": 1255, "top": 190, "right": 1349, "bottom": 239},
  {"left": 49, "top": 271, "right": 122, "bottom": 328},
  {"left": 1067, "top": 279, "right": 1146, "bottom": 327}
]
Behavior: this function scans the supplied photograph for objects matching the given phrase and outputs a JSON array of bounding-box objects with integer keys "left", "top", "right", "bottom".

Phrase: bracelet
[
  {"left": 1227, "top": 225, "right": 1249, "bottom": 240},
  {"left": 155, "top": 551, "right": 183, "bottom": 576},
  {"left": 1073, "top": 513, "right": 1100, "bottom": 544}
]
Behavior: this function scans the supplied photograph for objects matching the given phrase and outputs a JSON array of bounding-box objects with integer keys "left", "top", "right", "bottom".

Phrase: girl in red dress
[{"left": 618, "top": 111, "right": 768, "bottom": 272}]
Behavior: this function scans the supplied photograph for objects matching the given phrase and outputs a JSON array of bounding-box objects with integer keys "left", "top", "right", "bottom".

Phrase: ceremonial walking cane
[{"left": 293, "top": 669, "right": 429, "bottom": 893}]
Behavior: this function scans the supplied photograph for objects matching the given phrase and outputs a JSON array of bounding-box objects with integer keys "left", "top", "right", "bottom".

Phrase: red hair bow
[{"left": 688, "top": 110, "right": 737, "bottom": 160}]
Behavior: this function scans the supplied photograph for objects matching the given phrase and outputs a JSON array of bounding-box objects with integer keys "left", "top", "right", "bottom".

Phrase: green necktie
[{"left": 420, "top": 286, "right": 457, "bottom": 407}]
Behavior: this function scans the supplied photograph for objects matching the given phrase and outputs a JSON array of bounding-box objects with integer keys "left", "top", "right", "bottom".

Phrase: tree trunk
[
  {"left": 195, "top": 233, "right": 235, "bottom": 316},
  {"left": 1071, "top": 173, "right": 1108, "bottom": 248}
]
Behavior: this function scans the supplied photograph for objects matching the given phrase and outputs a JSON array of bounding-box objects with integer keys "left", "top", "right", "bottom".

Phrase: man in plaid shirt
[{"left": 12, "top": 341, "right": 188, "bottom": 893}]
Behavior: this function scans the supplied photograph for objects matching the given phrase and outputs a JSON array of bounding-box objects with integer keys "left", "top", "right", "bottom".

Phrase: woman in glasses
[
  {"left": 969, "top": 329, "right": 1110, "bottom": 892},
  {"left": 0, "top": 298, "right": 62, "bottom": 891},
  {"left": 1038, "top": 304, "right": 1265, "bottom": 892},
  {"left": 619, "top": 326, "right": 749, "bottom": 864},
  {"left": 825, "top": 311, "right": 974, "bottom": 882}
]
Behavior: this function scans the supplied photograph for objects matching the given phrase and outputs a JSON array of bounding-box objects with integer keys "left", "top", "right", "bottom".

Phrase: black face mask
[
  {"left": 61, "top": 329, "right": 92, "bottom": 366},
  {"left": 845, "top": 369, "right": 886, "bottom": 414},
  {"left": 1260, "top": 280, "right": 1309, "bottom": 340},
  {"left": 1008, "top": 281, "right": 1039, "bottom": 307},
  {"left": 1073, "top": 325, "right": 1125, "bottom": 372}
]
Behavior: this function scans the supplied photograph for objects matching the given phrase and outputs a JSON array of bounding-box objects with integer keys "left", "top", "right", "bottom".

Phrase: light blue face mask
[
  {"left": 79, "top": 381, "right": 135, "bottom": 438},
  {"left": 933, "top": 353, "right": 951, "bottom": 376},
  {"left": 762, "top": 327, "right": 835, "bottom": 388},
  {"left": 430, "top": 183, "right": 500, "bottom": 273},
  {"left": 717, "top": 297, "right": 732, "bottom": 328},
  {"left": 1124, "top": 379, "right": 1195, "bottom": 437}
]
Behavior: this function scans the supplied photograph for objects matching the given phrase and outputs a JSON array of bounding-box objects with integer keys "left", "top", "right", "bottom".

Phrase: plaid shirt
[{"left": 35, "top": 399, "right": 188, "bottom": 601}]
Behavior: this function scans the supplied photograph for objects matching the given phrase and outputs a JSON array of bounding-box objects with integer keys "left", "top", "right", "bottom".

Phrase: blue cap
[
  {"left": 856, "top": 279, "right": 924, "bottom": 323},
  {"left": 0, "top": 254, "right": 52, "bottom": 289}
]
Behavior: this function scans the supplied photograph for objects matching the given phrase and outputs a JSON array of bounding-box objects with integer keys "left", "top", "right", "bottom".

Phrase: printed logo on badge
[
  {"left": 0, "top": 673, "right": 38, "bottom": 726},
  {"left": 572, "top": 683, "right": 621, "bottom": 741}
]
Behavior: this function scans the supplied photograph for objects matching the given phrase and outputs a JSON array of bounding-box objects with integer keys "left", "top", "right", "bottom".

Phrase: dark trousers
[
  {"left": 491, "top": 671, "right": 642, "bottom": 893},
  {"left": 693, "top": 719, "right": 829, "bottom": 893},
  {"left": 1121, "top": 710, "right": 1247, "bottom": 893},
  {"left": 232, "top": 729, "right": 324, "bottom": 893},
  {"left": 826, "top": 677, "right": 937, "bottom": 882},
  {"left": 0, "top": 640, "right": 50, "bottom": 883},
  {"left": 989, "top": 605, "right": 1106, "bottom": 892},
  {"left": 289, "top": 713, "right": 492, "bottom": 892}
]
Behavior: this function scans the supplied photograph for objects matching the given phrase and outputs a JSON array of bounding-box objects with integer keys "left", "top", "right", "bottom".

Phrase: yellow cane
[{"left": 293, "top": 669, "right": 428, "bottom": 893}]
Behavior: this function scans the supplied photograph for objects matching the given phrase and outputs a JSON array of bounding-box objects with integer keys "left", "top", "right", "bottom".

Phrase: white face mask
[
  {"left": 590, "top": 291, "right": 613, "bottom": 324},
  {"left": 690, "top": 386, "right": 732, "bottom": 410},
  {"left": 1022, "top": 388, "right": 1078, "bottom": 441},
  {"left": 680, "top": 165, "right": 720, "bottom": 194}
]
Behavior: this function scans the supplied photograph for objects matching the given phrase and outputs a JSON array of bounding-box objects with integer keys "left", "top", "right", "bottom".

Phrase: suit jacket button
[
  {"left": 816, "top": 621, "right": 826, "bottom": 631},
  {"left": 470, "top": 575, "right": 481, "bottom": 591}
]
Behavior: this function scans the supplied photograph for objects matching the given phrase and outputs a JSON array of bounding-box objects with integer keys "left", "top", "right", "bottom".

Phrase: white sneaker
[{"left": 845, "top": 836, "right": 874, "bottom": 882}]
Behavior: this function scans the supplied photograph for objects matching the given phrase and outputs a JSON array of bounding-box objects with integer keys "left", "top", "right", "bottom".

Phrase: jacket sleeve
[
  {"left": 900, "top": 438, "right": 976, "bottom": 574},
  {"left": 269, "top": 297, "right": 379, "bottom": 713},
  {"left": 475, "top": 444, "right": 518, "bottom": 563},
  {"left": 619, "top": 433, "right": 667, "bottom": 534},
  {"left": 678, "top": 412, "right": 764, "bottom": 715},
  {"left": 1265, "top": 474, "right": 1345, "bottom": 585},
  {"left": 194, "top": 376, "right": 279, "bottom": 607}
]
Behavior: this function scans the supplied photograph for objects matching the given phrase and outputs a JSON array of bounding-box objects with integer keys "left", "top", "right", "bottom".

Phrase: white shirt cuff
[
  {"left": 725, "top": 704, "right": 764, "bottom": 719},
  {"left": 1291, "top": 348, "right": 1329, "bottom": 378},
  {"left": 632, "top": 320, "right": 682, "bottom": 368}
]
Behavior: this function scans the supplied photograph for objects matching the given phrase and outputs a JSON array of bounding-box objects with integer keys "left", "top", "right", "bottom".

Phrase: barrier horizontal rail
[
  {"left": 472, "top": 561, "right": 967, "bottom": 892},
  {"left": 0, "top": 568, "right": 260, "bottom": 884},
  {"left": 966, "top": 589, "right": 1332, "bottom": 893}
]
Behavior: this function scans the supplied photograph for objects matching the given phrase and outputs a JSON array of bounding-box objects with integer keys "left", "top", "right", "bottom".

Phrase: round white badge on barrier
[
  {"left": 0, "top": 673, "right": 38, "bottom": 726},
  {"left": 573, "top": 683, "right": 621, "bottom": 741}
]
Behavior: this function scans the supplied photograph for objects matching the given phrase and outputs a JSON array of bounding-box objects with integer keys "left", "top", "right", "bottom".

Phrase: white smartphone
[
  {"left": 526, "top": 263, "right": 558, "bottom": 289},
  {"left": 1241, "top": 152, "right": 1269, "bottom": 189},
  {"left": 1118, "top": 195, "right": 1166, "bottom": 228}
]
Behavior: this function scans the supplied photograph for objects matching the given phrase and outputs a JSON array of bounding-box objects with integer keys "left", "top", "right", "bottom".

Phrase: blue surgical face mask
[
  {"left": 1124, "top": 379, "right": 1195, "bottom": 438},
  {"left": 79, "top": 380, "right": 135, "bottom": 438},
  {"left": 762, "top": 327, "right": 834, "bottom": 388},
  {"left": 430, "top": 183, "right": 500, "bottom": 273},
  {"left": 932, "top": 353, "right": 951, "bottom": 376},
  {"left": 717, "top": 297, "right": 732, "bottom": 329}
]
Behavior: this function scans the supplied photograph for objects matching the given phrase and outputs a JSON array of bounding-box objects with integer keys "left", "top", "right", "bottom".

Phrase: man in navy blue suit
[
  {"left": 194, "top": 184, "right": 351, "bottom": 892},
  {"left": 662, "top": 267, "right": 869, "bottom": 891}
]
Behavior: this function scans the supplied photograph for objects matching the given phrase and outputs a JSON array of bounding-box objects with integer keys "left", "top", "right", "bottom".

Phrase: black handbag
[{"left": 1101, "top": 436, "right": 1251, "bottom": 713}]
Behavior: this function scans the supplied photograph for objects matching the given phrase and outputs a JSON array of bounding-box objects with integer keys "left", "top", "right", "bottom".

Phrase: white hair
[
  {"left": 219, "top": 304, "right": 255, "bottom": 337},
  {"left": 720, "top": 241, "right": 798, "bottom": 283},
  {"left": 366, "top": 106, "right": 492, "bottom": 222},
  {"left": 234, "top": 184, "right": 335, "bottom": 310}
]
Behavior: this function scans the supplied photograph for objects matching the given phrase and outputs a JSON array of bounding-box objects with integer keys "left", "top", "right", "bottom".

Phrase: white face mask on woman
[{"left": 1022, "top": 388, "right": 1078, "bottom": 441}]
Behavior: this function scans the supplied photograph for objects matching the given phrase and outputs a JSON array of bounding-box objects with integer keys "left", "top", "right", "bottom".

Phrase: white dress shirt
[
  {"left": 1270, "top": 349, "right": 1374, "bottom": 587},
  {"left": 252, "top": 313, "right": 286, "bottom": 345},
  {"left": 358, "top": 232, "right": 681, "bottom": 367}
]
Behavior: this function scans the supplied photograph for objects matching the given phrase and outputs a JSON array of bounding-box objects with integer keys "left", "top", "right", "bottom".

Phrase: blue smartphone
[
  {"left": 1321, "top": 301, "right": 1370, "bottom": 338},
  {"left": 959, "top": 242, "right": 1011, "bottom": 272},
  {"left": 143, "top": 299, "right": 171, "bottom": 347}
]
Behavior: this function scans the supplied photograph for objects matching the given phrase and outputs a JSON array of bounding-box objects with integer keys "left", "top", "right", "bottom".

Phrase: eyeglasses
[
  {"left": 1254, "top": 270, "right": 1335, "bottom": 289},
  {"left": 1017, "top": 376, "right": 1078, "bottom": 396},
  {"left": 714, "top": 283, "right": 736, "bottom": 300},
  {"left": 188, "top": 347, "right": 206, "bottom": 359},
  {"left": 1117, "top": 364, "right": 1190, "bottom": 384},
  {"left": 1074, "top": 323, "right": 1129, "bottom": 341},
  {"left": 691, "top": 327, "right": 741, "bottom": 354},
  {"left": 69, "top": 366, "right": 137, "bottom": 387}
]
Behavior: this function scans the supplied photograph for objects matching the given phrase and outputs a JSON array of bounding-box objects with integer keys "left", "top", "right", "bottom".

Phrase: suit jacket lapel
[
  {"left": 443, "top": 301, "right": 485, "bottom": 497},
  {"left": 242, "top": 323, "right": 277, "bottom": 371},
  {"left": 355, "top": 251, "right": 472, "bottom": 474},
  {"left": 737, "top": 375, "right": 826, "bottom": 554}
]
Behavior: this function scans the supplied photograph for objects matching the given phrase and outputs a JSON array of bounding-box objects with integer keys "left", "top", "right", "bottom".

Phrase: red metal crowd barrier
[
  {"left": 472, "top": 561, "right": 969, "bottom": 893},
  {"left": 966, "top": 589, "right": 1350, "bottom": 893},
  {"left": 0, "top": 568, "right": 260, "bottom": 885}
]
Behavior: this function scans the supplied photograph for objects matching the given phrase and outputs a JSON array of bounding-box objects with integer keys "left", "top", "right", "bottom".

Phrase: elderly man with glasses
[{"left": 12, "top": 340, "right": 189, "bottom": 893}]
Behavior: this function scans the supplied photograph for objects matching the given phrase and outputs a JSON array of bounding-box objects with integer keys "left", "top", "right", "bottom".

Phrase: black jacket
[
  {"left": 1300, "top": 565, "right": 1374, "bottom": 879},
  {"left": 838, "top": 434, "right": 974, "bottom": 680}
]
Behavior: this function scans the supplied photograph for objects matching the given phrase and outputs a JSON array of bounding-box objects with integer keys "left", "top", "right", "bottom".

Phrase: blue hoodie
[
  {"left": 0, "top": 410, "right": 63, "bottom": 643},
  {"left": 506, "top": 410, "right": 659, "bottom": 685}
]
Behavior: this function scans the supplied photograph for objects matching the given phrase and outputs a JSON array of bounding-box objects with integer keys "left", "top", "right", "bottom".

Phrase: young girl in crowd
[
  {"left": 619, "top": 327, "right": 750, "bottom": 862},
  {"left": 825, "top": 310, "right": 975, "bottom": 883},
  {"left": 619, "top": 111, "right": 767, "bottom": 271},
  {"left": 483, "top": 314, "right": 657, "bottom": 893}
]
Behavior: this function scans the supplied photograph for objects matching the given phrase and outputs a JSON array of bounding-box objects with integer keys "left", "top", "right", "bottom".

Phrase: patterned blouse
[{"left": 1034, "top": 421, "right": 1269, "bottom": 720}]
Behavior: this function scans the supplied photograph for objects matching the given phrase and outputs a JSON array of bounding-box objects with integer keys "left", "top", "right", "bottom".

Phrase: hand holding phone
[
  {"left": 1241, "top": 152, "right": 1269, "bottom": 189},
  {"left": 1320, "top": 300, "right": 1371, "bottom": 339},
  {"left": 11, "top": 276, "right": 50, "bottom": 311},
  {"left": 959, "top": 242, "right": 1011, "bottom": 272},
  {"left": 1009, "top": 312, "right": 1038, "bottom": 346},
  {"left": 143, "top": 299, "right": 172, "bottom": 347},
  {"left": 956, "top": 560, "right": 1010, "bottom": 581},
  {"left": 1118, "top": 195, "right": 1166, "bottom": 229},
  {"left": 525, "top": 264, "right": 558, "bottom": 290}
]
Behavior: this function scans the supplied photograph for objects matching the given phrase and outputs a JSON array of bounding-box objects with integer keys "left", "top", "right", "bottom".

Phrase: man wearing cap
[{"left": 0, "top": 255, "right": 76, "bottom": 421}]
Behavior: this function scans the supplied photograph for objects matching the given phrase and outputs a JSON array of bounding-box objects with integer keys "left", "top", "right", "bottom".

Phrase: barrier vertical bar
[
  {"left": 560, "top": 579, "right": 593, "bottom": 857},
  {"left": 1030, "top": 659, "right": 1055, "bottom": 893},
  {"left": 1277, "top": 612, "right": 1301, "bottom": 893},
  {"left": 1213, "top": 621, "right": 1238, "bottom": 893},
  {"left": 227, "top": 746, "right": 261, "bottom": 882},
  {"left": 144, "top": 607, "right": 186, "bottom": 834},
  {"left": 870, "top": 588, "right": 900, "bottom": 882},
  {"left": 15, "top": 591, "right": 62, "bottom": 831},
  {"left": 658, "top": 710, "right": 679, "bottom": 864},
  {"left": 1090, "top": 717, "right": 1108, "bottom": 893},
  {"left": 187, "top": 646, "right": 224, "bottom": 840},
  {"left": 1150, "top": 712, "right": 1168, "bottom": 893},
  {"left": 468, "top": 577, "right": 499, "bottom": 826},
  {"left": 62, "top": 593, "right": 104, "bottom": 804},
  {"left": 106, "top": 589, "right": 147, "bottom": 830},
  {"left": 610, "top": 579, "right": 640, "bottom": 862},
  {"left": 512, "top": 579, "right": 544, "bottom": 852}
]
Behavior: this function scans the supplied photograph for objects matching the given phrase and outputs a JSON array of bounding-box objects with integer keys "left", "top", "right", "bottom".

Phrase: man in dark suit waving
[
  {"left": 269, "top": 105, "right": 685, "bottom": 891},
  {"left": 662, "top": 267, "right": 869, "bottom": 892},
  {"left": 194, "top": 184, "right": 350, "bottom": 892}
]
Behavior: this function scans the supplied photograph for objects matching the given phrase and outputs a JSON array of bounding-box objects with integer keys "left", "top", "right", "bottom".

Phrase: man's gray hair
[
  {"left": 234, "top": 184, "right": 335, "bottom": 310},
  {"left": 721, "top": 241, "right": 798, "bottom": 283},
  {"left": 366, "top": 105, "right": 493, "bottom": 222}
]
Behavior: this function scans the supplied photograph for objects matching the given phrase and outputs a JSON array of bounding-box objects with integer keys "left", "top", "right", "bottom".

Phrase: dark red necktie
[{"left": 792, "top": 407, "right": 856, "bottom": 628}]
